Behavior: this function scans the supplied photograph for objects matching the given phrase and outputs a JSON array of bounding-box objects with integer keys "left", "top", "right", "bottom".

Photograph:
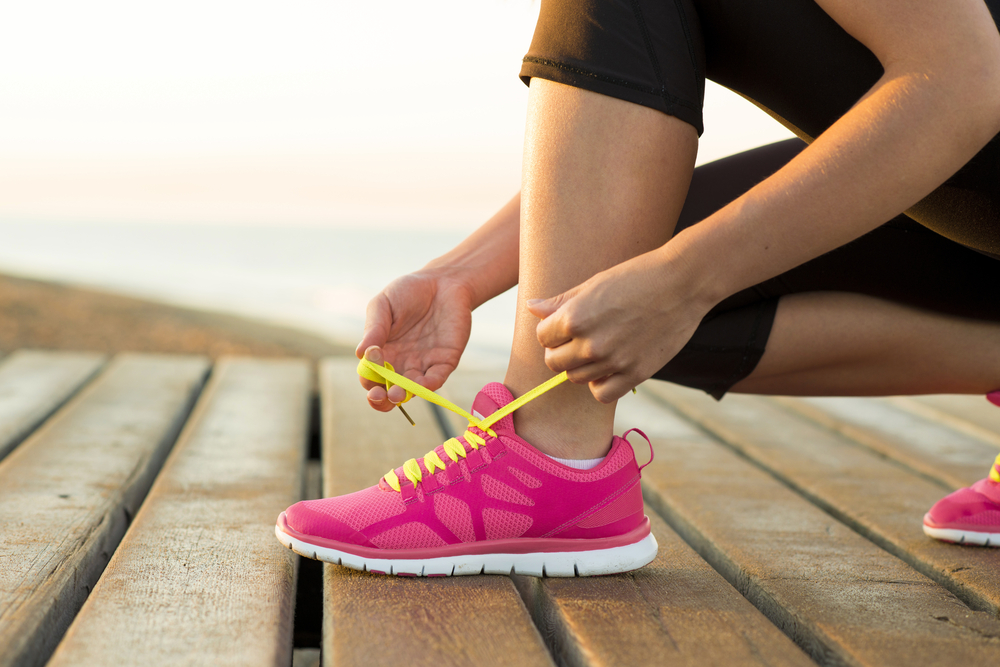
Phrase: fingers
[
  {"left": 528, "top": 287, "right": 582, "bottom": 349},
  {"left": 361, "top": 346, "right": 392, "bottom": 412},
  {"left": 359, "top": 346, "right": 403, "bottom": 410},
  {"left": 421, "top": 364, "right": 452, "bottom": 392},
  {"left": 589, "top": 374, "right": 637, "bottom": 404},
  {"left": 525, "top": 295, "right": 560, "bottom": 319},
  {"left": 360, "top": 345, "right": 419, "bottom": 411},
  {"left": 534, "top": 304, "right": 575, "bottom": 349},
  {"left": 358, "top": 346, "right": 386, "bottom": 391},
  {"left": 356, "top": 294, "right": 392, "bottom": 359},
  {"left": 366, "top": 385, "right": 397, "bottom": 413},
  {"left": 537, "top": 319, "right": 638, "bottom": 402},
  {"left": 547, "top": 341, "right": 641, "bottom": 402},
  {"left": 543, "top": 333, "right": 603, "bottom": 372}
]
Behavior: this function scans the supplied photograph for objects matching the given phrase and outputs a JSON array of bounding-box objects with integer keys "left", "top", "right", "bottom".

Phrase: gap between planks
[
  {"left": 623, "top": 384, "right": 1000, "bottom": 666},
  {"left": 440, "top": 369, "right": 815, "bottom": 667},
  {"left": 0, "top": 350, "right": 106, "bottom": 463},
  {"left": 0, "top": 353, "right": 209, "bottom": 667},
  {"left": 48, "top": 357, "right": 311, "bottom": 667},
  {"left": 318, "top": 358, "right": 553, "bottom": 667},
  {"left": 642, "top": 383, "right": 1000, "bottom": 618}
]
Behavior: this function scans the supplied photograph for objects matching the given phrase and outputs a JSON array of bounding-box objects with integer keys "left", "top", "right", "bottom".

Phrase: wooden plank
[
  {"left": 0, "top": 350, "right": 105, "bottom": 462},
  {"left": 441, "top": 370, "right": 813, "bottom": 667},
  {"left": 319, "top": 358, "right": 553, "bottom": 667},
  {"left": 626, "top": 384, "right": 1000, "bottom": 666},
  {"left": 48, "top": 357, "right": 310, "bottom": 667},
  {"left": 514, "top": 510, "right": 816, "bottom": 667},
  {"left": 644, "top": 383, "right": 1000, "bottom": 616},
  {"left": 769, "top": 395, "right": 997, "bottom": 489},
  {"left": 0, "top": 353, "right": 209, "bottom": 667},
  {"left": 894, "top": 394, "right": 1000, "bottom": 449}
]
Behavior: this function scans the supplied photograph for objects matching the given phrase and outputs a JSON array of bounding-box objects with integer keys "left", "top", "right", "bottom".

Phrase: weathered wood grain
[
  {"left": 627, "top": 384, "right": 1000, "bottom": 666},
  {"left": 442, "top": 370, "right": 814, "bottom": 667},
  {"left": 319, "top": 358, "right": 553, "bottom": 667},
  {"left": 643, "top": 383, "right": 1000, "bottom": 616},
  {"left": 768, "top": 395, "right": 997, "bottom": 490},
  {"left": 0, "top": 353, "right": 209, "bottom": 667},
  {"left": 513, "top": 510, "right": 816, "bottom": 667},
  {"left": 894, "top": 394, "right": 1000, "bottom": 450},
  {"left": 47, "top": 357, "right": 310, "bottom": 667},
  {"left": 0, "top": 350, "right": 105, "bottom": 462}
]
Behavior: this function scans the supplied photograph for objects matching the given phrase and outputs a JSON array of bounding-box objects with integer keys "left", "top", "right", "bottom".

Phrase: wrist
[
  {"left": 422, "top": 246, "right": 517, "bottom": 310},
  {"left": 417, "top": 192, "right": 521, "bottom": 309},
  {"left": 655, "top": 227, "right": 732, "bottom": 312},
  {"left": 417, "top": 257, "right": 507, "bottom": 311}
]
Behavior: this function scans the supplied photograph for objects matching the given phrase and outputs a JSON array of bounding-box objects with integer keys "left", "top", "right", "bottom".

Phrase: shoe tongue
[
  {"left": 471, "top": 382, "right": 516, "bottom": 433},
  {"left": 381, "top": 383, "right": 516, "bottom": 490}
]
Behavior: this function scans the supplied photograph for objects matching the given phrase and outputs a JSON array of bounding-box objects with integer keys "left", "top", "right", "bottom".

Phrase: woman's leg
[
  {"left": 504, "top": 78, "right": 698, "bottom": 459},
  {"left": 654, "top": 139, "right": 1000, "bottom": 399},
  {"left": 733, "top": 292, "right": 1000, "bottom": 396}
]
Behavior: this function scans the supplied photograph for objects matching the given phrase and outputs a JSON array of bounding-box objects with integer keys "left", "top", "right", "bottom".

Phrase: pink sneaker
[
  {"left": 275, "top": 382, "right": 658, "bottom": 577},
  {"left": 923, "top": 392, "right": 1000, "bottom": 546}
]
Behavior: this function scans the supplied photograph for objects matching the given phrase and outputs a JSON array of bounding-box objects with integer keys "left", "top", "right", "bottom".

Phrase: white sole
[
  {"left": 923, "top": 524, "right": 1000, "bottom": 547},
  {"left": 275, "top": 525, "right": 659, "bottom": 577}
]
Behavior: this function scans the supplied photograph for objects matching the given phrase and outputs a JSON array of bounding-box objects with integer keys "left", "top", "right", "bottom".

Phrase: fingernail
[{"left": 526, "top": 298, "right": 542, "bottom": 306}]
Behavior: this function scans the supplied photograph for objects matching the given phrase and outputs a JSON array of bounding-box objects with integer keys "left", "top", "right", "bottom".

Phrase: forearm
[
  {"left": 422, "top": 192, "right": 520, "bottom": 308},
  {"left": 670, "top": 50, "right": 1000, "bottom": 306}
]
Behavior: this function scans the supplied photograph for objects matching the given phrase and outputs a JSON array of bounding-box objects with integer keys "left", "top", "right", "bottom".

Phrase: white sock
[{"left": 547, "top": 454, "right": 605, "bottom": 470}]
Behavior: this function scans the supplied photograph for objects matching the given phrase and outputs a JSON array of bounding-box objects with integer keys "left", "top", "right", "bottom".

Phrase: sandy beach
[{"left": 0, "top": 272, "right": 354, "bottom": 359}]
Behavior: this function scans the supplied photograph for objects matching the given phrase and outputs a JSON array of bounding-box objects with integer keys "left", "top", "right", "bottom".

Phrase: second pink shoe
[
  {"left": 923, "top": 391, "right": 1000, "bottom": 547},
  {"left": 275, "top": 382, "right": 658, "bottom": 577},
  {"left": 923, "top": 453, "right": 1000, "bottom": 547}
]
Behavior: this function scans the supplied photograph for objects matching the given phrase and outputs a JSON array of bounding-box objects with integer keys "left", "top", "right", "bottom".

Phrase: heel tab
[{"left": 622, "top": 428, "right": 653, "bottom": 473}]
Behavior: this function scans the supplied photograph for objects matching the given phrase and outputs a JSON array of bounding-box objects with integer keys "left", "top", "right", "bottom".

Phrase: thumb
[
  {"left": 526, "top": 287, "right": 579, "bottom": 320},
  {"left": 356, "top": 294, "right": 391, "bottom": 359}
]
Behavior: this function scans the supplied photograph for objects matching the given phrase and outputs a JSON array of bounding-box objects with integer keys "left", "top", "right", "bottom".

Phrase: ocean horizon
[{"left": 0, "top": 219, "right": 517, "bottom": 366}]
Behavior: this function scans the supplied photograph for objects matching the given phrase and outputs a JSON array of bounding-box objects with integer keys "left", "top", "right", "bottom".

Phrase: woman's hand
[
  {"left": 356, "top": 270, "right": 474, "bottom": 412},
  {"left": 526, "top": 247, "right": 715, "bottom": 403},
  {"left": 355, "top": 193, "right": 522, "bottom": 412}
]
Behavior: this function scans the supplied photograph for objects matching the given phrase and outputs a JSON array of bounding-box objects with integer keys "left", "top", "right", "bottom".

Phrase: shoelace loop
[{"left": 357, "top": 358, "right": 568, "bottom": 492}]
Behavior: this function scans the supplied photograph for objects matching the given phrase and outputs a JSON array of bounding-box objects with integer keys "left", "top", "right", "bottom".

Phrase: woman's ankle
[{"left": 503, "top": 378, "right": 616, "bottom": 459}]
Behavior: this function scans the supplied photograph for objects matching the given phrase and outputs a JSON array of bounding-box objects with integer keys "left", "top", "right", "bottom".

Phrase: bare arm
[
  {"left": 421, "top": 192, "right": 520, "bottom": 308},
  {"left": 356, "top": 192, "right": 521, "bottom": 409},
  {"left": 672, "top": 0, "right": 1000, "bottom": 307},
  {"left": 532, "top": 0, "right": 1000, "bottom": 401}
]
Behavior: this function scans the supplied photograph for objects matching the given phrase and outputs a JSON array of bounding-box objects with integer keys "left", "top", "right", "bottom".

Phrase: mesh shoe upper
[
  {"left": 924, "top": 456, "right": 1000, "bottom": 532},
  {"left": 284, "top": 382, "right": 646, "bottom": 552}
]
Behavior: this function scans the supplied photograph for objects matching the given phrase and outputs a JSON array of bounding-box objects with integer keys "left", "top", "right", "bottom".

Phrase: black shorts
[{"left": 520, "top": 0, "right": 1000, "bottom": 398}]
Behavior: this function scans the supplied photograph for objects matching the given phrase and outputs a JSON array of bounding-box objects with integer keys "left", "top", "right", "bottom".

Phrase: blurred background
[{"left": 0, "top": 0, "right": 793, "bottom": 362}]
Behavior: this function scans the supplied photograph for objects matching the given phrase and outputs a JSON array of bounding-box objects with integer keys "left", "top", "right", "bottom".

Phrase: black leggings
[{"left": 520, "top": 0, "right": 1000, "bottom": 398}]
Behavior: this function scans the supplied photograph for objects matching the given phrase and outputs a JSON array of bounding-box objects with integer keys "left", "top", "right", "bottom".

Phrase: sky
[{"left": 0, "top": 0, "right": 794, "bottom": 229}]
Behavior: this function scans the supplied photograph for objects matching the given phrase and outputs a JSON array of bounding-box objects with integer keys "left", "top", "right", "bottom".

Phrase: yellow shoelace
[
  {"left": 991, "top": 453, "right": 1000, "bottom": 483},
  {"left": 357, "top": 359, "right": 569, "bottom": 492}
]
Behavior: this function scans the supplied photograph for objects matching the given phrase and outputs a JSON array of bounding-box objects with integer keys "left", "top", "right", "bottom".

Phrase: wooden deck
[{"left": 1, "top": 350, "right": 999, "bottom": 667}]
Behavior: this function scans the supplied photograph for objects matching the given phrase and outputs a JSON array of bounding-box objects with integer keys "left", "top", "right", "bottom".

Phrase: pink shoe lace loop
[{"left": 622, "top": 428, "right": 654, "bottom": 473}]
